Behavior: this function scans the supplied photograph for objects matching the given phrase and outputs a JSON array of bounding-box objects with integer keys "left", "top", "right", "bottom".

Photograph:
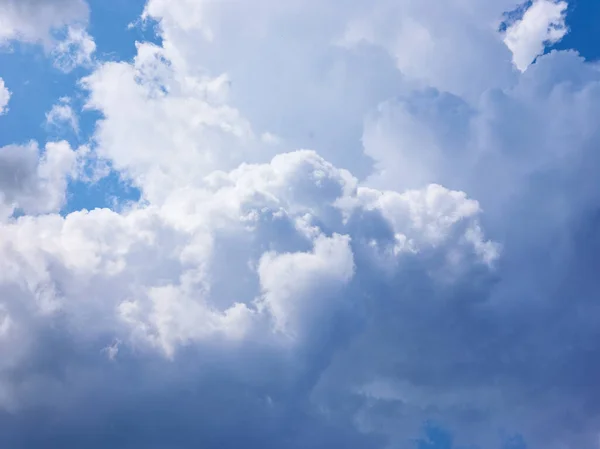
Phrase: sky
[{"left": 0, "top": 0, "right": 599, "bottom": 448}]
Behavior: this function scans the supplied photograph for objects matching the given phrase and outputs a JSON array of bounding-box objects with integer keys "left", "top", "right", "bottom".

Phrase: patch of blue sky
[
  {"left": 0, "top": 42, "right": 79, "bottom": 147},
  {"left": 415, "top": 424, "right": 527, "bottom": 449},
  {"left": 553, "top": 0, "right": 600, "bottom": 60},
  {"left": 87, "top": 0, "right": 162, "bottom": 62},
  {"left": 498, "top": 0, "right": 599, "bottom": 65},
  {"left": 65, "top": 0, "right": 161, "bottom": 213},
  {"left": 0, "top": 0, "right": 161, "bottom": 215},
  {"left": 416, "top": 425, "right": 456, "bottom": 449}
]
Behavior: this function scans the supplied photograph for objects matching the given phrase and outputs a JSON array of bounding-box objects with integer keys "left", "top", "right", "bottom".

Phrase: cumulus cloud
[
  {"left": 0, "top": 0, "right": 89, "bottom": 46},
  {"left": 0, "top": 78, "right": 9, "bottom": 115},
  {"left": 0, "top": 141, "right": 80, "bottom": 219},
  {"left": 0, "top": 0, "right": 94, "bottom": 71},
  {"left": 2, "top": 0, "right": 600, "bottom": 449},
  {"left": 0, "top": 153, "right": 496, "bottom": 449},
  {"left": 503, "top": 0, "right": 569, "bottom": 71},
  {"left": 357, "top": 47, "right": 600, "bottom": 449},
  {"left": 132, "top": 0, "right": 520, "bottom": 177},
  {"left": 364, "top": 50, "right": 600, "bottom": 222}
]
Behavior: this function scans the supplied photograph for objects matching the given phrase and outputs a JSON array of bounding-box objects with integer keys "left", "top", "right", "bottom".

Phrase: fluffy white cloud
[
  {"left": 2, "top": 0, "right": 600, "bottom": 448},
  {"left": 126, "top": 0, "right": 520, "bottom": 180},
  {"left": 0, "top": 149, "right": 493, "bottom": 410},
  {"left": 258, "top": 232, "right": 355, "bottom": 337},
  {"left": 364, "top": 50, "right": 600, "bottom": 223},
  {"left": 504, "top": 0, "right": 568, "bottom": 71},
  {"left": 336, "top": 0, "right": 521, "bottom": 98},
  {"left": 46, "top": 97, "right": 79, "bottom": 134},
  {"left": 0, "top": 78, "right": 9, "bottom": 115},
  {"left": 0, "top": 141, "right": 80, "bottom": 219},
  {"left": 0, "top": 0, "right": 89, "bottom": 46},
  {"left": 0, "top": 0, "right": 94, "bottom": 72},
  {"left": 51, "top": 25, "right": 96, "bottom": 72},
  {"left": 81, "top": 41, "right": 261, "bottom": 204},
  {"left": 353, "top": 47, "right": 600, "bottom": 449}
]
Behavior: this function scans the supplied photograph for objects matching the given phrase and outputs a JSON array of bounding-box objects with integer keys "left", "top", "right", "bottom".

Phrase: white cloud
[
  {"left": 258, "top": 233, "right": 355, "bottom": 337},
  {"left": 0, "top": 149, "right": 493, "bottom": 404},
  {"left": 81, "top": 41, "right": 261, "bottom": 204},
  {"left": 0, "top": 78, "right": 9, "bottom": 115},
  {"left": 0, "top": 141, "right": 79, "bottom": 219},
  {"left": 0, "top": 0, "right": 89, "bottom": 46},
  {"left": 123, "top": 0, "right": 524, "bottom": 182},
  {"left": 503, "top": 0, "right": 569, "bottom": 71},
  {"left": 51, "top": 25, "right": 96, "bottom": 72},
  {"left": 363, "top": 50, "right": 600, "bottom": 219},
  {"left": 2, "top": 1, "right": 600, "bottom": 449},
  {"left": 336, "top": 0, "right": 519, "bottom": 98},
  {"left": 0, "top": 0, "right": 95, "bottom": 72},
  {"left": 353, "top": 48, "right": 600, "bottom": 449},
  {"left": 46, "top": 97, "right": 79, "bottom": 133}
]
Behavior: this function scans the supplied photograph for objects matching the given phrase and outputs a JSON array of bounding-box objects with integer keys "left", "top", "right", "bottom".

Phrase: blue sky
[
  {"left": 1, "top": 1, "right": 600, "bottom": 448},
  {"left": 557, "top": 0, "right": 600, "bottom": 59},
  {"left": 0, "top": 0, "right": 157, "bottom": 213}
]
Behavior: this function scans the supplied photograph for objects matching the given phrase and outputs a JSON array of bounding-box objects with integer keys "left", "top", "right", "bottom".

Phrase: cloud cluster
[
  {"left": 0, "top": 0, "right": 94, "bottom": 72},
  {"left": 1, "top": 0, "right": 600, "bottom": 448},
  {"left": 0, "top": 149, "right": 495, "bottom": 447},
  {"left": 0, "top": 141, "right": 80, "bottom": 219},
  {"left": 503, "top": 0, "right": 568, "bottom": 72},
  {"left": 0, "top": 0, "right": 88, "bottom": 45},
  {"left": 51, "top": 25, "right": 96, "bottom": 73}
]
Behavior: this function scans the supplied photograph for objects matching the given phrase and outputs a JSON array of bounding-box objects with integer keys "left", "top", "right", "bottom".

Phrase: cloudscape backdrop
[{"left": 1, "top": 0, "right": 600, "bottom": 448}]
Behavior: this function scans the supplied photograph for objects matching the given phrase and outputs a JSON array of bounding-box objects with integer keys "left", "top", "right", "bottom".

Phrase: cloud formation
[
  {"left": 0, "top": 0, "right": 88, "bottom": 45},
  {"left": 51, "top": 25, "right": 96, "bottom": 72},
  {"left": 46, "top": 97, "right": 79, "bottom": 134},
  {"left": 0, "top": 141, "right": 79, "bottom": 219},
  {"left": 0, "top": 78, "right": 9, "bottom": 115},
  {"left": 1, "top": 1, "right": 600, "bottom": 449},
  {"left": 0, "top": 0, "right": 94, "bottom": 72},
  {"left": 503, "top": 0, "right": 568, "bottom": 71}
]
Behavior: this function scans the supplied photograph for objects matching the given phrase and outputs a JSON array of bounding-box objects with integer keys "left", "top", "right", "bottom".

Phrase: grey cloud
[{"left": 0, "top": 142, "right": 77, "bottom": 218}]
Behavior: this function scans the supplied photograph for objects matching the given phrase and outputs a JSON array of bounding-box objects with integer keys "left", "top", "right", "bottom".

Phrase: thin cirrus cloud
[{"left": 0, "top": 1, "right": 599, "bottom": 449}]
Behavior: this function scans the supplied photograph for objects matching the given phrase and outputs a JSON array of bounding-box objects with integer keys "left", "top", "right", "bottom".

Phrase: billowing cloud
[
  {"left": 0, "top": 149, "right": 494, "bottom": 446},
  {"left": 358, "top": 47, "right": 600, "bottom": 449},
  {"left": 364, "top": 49, "right": 600, "bottom": 222},
  {"left": 1, "top": 0, "right": 600, "bottom": 448},
  {"left": 0, "top": 0, "right": 94, "bottom": 72},
  {"left": 0, "top": 141, "right": 80, "bottom": 219},
  {"left": 503, "top": 0, "right": 569, "bottom": 71}
]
